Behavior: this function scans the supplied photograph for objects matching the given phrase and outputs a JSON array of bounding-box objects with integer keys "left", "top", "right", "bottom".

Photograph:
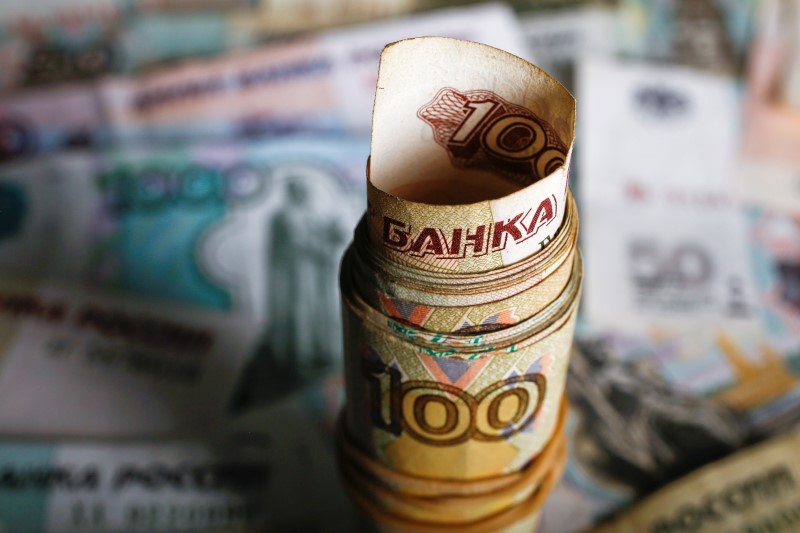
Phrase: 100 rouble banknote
[
  {"left": 336, "top": 36, "right": 580, "bottom": 532},
  {"left": 342, "top": 35, "right": 576, "bottom": 481}
]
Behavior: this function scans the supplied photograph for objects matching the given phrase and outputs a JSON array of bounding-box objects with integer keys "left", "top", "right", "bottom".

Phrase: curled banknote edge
[
  {"left": 339, "top": 35, "right": 582, "bottom": 531},
  {"left": 593, "top": 433, "right": 800, "bottom": 533}
]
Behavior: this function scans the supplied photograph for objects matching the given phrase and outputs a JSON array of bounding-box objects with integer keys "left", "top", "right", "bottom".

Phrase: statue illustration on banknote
[
  {"left": 567, "top": 339, "right": 745, "bottom": 496},
  {"left": 265, "top": 175, "right": 348, "bottom": 372},
  {"left": 228, "top": 161, "right": 356, "bottom": 411}
]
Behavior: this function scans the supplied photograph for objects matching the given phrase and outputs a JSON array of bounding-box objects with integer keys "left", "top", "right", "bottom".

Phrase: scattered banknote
[
  {"left": 780, "top": 2, "right": 800, "bottom": 109},
  {"left": 0, "top": 276, "right": 268, "bottom": 437},
  {"left": 617, "top": 0, "right": 757, "bottom": 74},
  {"left": 736, "top": 0, "right": 800, "bottom": 213},
  {"left": 231, "top": 0, "right": 598, "bottom": 38},
  {"left": 539, "top": 337, "right": 748, "bottom": 533},
  {"left": 0, "top": 136, "right": 369, "bottom": 392},
  {"left": 541, "top": 216, "right": 800, "bottom": 531},
  {"left": 100, "top": 2, "right": 530, "bottom": 142},
  {"left": 520, "top": 5, "right": 616, "bottom": 90},
  {"left": 0, "top": 3, "right": 529, "bottom": 161},
  {"left": 0, "top": 6, "right": 122, "bottom": 92},
  {"left": 0, "top": 84, "right": 105, "bottom": 162},
  {"left": 593, "top": 433, "right": 800, "bottom": 533},
  {"left": 578, "top": 58, "right": 760, "bottom": 334},
  {"left": 0, "top": 374, "right": 354, "bottom": 532},
  {"left": 0, "top": 8, "right": 255, "bottom": 93}
]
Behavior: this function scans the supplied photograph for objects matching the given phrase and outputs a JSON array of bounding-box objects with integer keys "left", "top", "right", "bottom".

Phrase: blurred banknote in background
[
  {"left": 0, "top": 0, "right": 799, "bottom": 532},
  {"left": 594, "top": 433, "right": 800, "bottom": 533},
  {"left": 0, "top": 2, "right": 527, "bottom": 161},
  {"left": 521, "top": 4, "right": 616, "bottom": 89},
  {"left": 618, "top": 0, "right": 757, "bottom": 74},
  {"left": 0, "top": 0, "right": 257, "bottom": 93},
  {"left": 0, "top": 374, "right": 353, "bottom": 532},
  {"left": 737, "top": 0, "right": 800, "bottom": 213},
  {"left": 539, "top": 32, "right": 800, "bottom": 531},
  {"left": 579, "top": 58, "right": 759, "bottom": 333},
  {"left": 0, "top": 276, "right": 262, "bottom": 437},
  {"left": 0, "top": 137, "right": 368, "bottom": 405}
]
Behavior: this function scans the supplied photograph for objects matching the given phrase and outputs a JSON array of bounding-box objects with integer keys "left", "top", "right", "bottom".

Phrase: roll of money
[{"left": 337, "top": 36, "right": 580, "bottom": 529}]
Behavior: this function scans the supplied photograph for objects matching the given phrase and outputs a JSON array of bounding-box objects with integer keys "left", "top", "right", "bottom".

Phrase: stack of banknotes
[
  {"left": 335, "top": 37, "right": 581, "bottom": 531},
  {"left": 1, "top": 0, "right": 800, "bottom": 531}
]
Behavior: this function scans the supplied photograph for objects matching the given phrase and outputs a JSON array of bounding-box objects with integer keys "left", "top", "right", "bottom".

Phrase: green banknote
[{"left": 0, "top": 136, "right": 369, "bottom": 396}]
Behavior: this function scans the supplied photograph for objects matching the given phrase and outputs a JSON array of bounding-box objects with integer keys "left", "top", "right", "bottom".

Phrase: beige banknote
[
  {"left": 594, "top": 434, "right": 800, "bottom": 533},
  {"left": 367, "top": 38, "right": 575, "bottom": 275},
  {"left": 338, "top": 36, "right": 581, "bottom": 530}
]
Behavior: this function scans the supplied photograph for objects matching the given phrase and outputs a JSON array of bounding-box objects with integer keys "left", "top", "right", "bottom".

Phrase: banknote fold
[{"left": 337, "top": 36, "right": 581, "bottom": 531}]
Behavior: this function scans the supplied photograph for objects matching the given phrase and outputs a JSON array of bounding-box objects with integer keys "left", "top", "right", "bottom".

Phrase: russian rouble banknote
[
  {"left": 537, "top": 56, "right": 800, "bottom": 533},
  {"left": 579, "top": 57, "right": 760, "bottom": 334},
  {"left": 0, "top": 374, "right": 353, "bottom": 532},
  {"left": 539, "top": 206, "right": 800, "bottom": 532},
  {"left": 520, "top": 4, "right": 616, "bottom": 90},
  {"left": 617, "top": 0, "right": 757, "bottom": 74},
  {"left": 737, "top": 0, "right": 800, "bottom": 213},
  {"left": 593, "top": 433, "right": 800, "bottom": 533},
  {"left": 0, "top": 2, "right": 529, "bottom": 161},
  {"left": 0, "top": 136, "right": 369, "bottom": 398},
  {"left": 0, "top": 275, "right": 266, "bottom": 437},
  {"left": 0, "top": 0, "right": 255, "bottom": 93}
]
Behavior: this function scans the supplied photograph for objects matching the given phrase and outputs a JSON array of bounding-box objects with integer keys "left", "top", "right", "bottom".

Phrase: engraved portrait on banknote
[{"left": 223, "top": 159, "right": 361, "bottom": 410}]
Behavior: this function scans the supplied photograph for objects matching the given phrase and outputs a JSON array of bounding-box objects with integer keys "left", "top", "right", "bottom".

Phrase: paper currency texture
[
  {"left": 338, "top": 36, "right": 581, "bottom": 530},
  {"left": 594, "top": 434, "right": 800, "bottom": 533}
]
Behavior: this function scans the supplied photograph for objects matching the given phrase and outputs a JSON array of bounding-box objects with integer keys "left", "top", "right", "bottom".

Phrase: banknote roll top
[{"left": 367, "top": 37, "right": 575, "bottom": 274}]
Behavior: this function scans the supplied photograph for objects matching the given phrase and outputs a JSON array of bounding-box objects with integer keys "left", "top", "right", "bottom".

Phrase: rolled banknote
[
  {"left": 338, "top": 36, "right": 581, "bottom": 529},
  {"left": 593, "top": 434, "right": 800, "bottom": 533},
  {"left": 350, "top": 192, "right": 578, "bottom": 333},
  {"left": 366, "top": 38, "right": 575, "bottom": 274}
]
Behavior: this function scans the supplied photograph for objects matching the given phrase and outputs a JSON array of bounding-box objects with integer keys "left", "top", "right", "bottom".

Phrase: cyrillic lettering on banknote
[
  {"left": 381, "top": 195, "right": 558, "bottom": 259},
  {"left": 649, "top": 466, "right": 795, "bottom": 533}
]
